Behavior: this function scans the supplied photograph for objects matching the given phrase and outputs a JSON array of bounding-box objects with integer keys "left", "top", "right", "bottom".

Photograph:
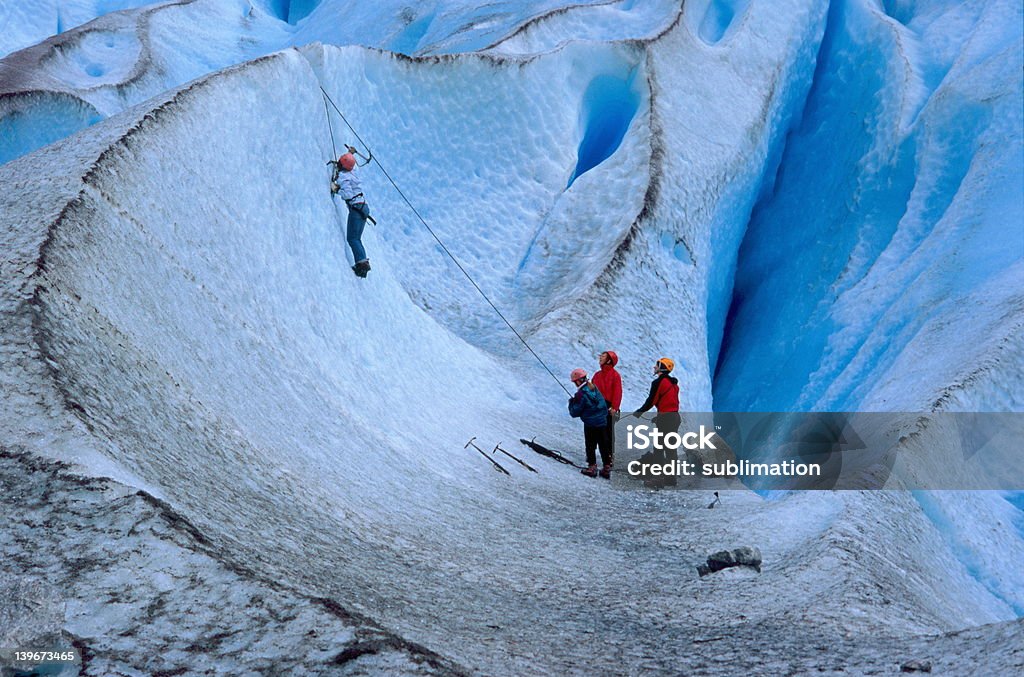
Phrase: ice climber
[
  {"left": 568, "top": 368, "right": 611, "bottom": 479},
  {"left": 590, "top": 351, "right": 622, "bottom": 478},
  {"left": 631, "top": 358, "right": 681, "bottom": 487},
  {"left": 330, "top": 149, "right": 373, "bottom": 278}
]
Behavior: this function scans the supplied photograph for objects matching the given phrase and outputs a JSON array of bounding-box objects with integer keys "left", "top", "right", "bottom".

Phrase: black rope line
[
  {"left": 319, "top": 86, "right": 572, "bottom": 397},
  {"left": 321, "top": 90, "right": 338, "bottom": 161}
]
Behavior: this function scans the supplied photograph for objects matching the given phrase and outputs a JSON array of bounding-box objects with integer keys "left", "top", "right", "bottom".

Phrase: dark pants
[
  {"left": 653, "top": 411, "right": 681, "bottom": 486},
  {"left": 653, "top": 411, "right": 681, "bottom": 438},
  {"left": 601, "top": 413, "right": 616, "bottom": 465},
  {"left": 653, "top": 412, "right": 681, "bottom": 461},
  {"left": 584, "top": 425, "right": 612, "bottom": 467},
  {"left": 346, "top": 202, "right": 370, "bottom": 263}
]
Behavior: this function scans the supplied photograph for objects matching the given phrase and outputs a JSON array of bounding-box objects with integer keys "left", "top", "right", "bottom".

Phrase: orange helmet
[
  {"left": 656, "top": 358, "right": 674, "bottom": 373},
  {"left": 339, "top": 153, "right": 356, "bottom": 171}
]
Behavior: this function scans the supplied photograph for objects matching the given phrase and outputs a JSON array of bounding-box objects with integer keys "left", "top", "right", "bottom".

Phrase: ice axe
[
  {"left": 492, "top": 442, "right": 538, "bottom": 473},
  {"left": 346, "top": 144, "right": 373, "bottom": 167},
  {"left": 465, "top": 437, "right": 510, "bottom": 476}
]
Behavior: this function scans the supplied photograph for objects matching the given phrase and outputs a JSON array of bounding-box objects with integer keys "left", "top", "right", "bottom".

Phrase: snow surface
[{"left": 1, "top": 0, "right": 1022, "bottom": 674}]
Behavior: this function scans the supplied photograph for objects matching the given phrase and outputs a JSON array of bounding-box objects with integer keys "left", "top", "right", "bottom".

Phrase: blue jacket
[{"left": 568, "top": 383, "right": 607, "bottom": 427}]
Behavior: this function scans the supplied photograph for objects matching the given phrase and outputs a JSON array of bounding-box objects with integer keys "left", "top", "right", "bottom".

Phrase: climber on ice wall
[{"left": 330, "top": 146, "right": 374, "bottom": 278}]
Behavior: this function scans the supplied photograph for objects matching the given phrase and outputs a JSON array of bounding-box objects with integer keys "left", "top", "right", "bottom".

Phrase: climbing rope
[
  {"left": 321, "top": 91, "right": 338, "bottom": 161},
  {"left": 319, "top": 86, "right": 572, "bottom": 397}
]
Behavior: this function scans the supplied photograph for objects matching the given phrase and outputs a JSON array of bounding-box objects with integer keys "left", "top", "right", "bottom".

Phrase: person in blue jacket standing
[{"left": 568, "top": 368, "right": 611, "bottom": 478}]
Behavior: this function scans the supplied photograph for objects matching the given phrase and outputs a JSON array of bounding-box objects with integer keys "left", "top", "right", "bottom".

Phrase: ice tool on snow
[
  {"left": 492, "top": 442, "right": 538, "bottom": 473},
  {"left": 465, "top": 437, "right": 510, "bottom": 476}
]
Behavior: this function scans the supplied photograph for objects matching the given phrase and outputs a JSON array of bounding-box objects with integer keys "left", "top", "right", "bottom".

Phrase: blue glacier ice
[
  {"left": 0, "top": 1, "right": 1021, "bottom": 674},
  {"left": 713, "top": 0, "right": 1022, "bottom": 413}
]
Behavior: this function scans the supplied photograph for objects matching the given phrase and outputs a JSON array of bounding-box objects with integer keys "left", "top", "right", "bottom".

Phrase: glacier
[{"left": 1, "top": 0, "right": 1022, "bottom": 675}]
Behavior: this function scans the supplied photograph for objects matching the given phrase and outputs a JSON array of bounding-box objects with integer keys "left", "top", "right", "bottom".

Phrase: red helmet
[
  {"left": 338, "top": 153, "right": 356, "bottom": 171},
  {"left": 570, "top": 368, "right": 588, "bottom": 383}
]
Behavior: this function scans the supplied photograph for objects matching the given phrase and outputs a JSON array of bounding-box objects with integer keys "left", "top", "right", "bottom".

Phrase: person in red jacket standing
[
  {"left": 631, "top": 358, "right": 681, "bottom": 487},
  {"left": 591, "top": 351, "right": 622, "bottom": 478}
]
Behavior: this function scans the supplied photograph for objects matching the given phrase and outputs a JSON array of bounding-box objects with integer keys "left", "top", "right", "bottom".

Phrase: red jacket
[
  {"left": 638, "top": 374, "right": 679, "bottom": 413},
  {"left": 591, "top": 352, "right": 622, "bottom": 411}
]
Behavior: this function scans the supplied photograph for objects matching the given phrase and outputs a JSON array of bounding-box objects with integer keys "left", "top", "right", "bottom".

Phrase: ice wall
[
  {"left": 0, "top": 0, "right": 159, "bottom": 59},
  {"left": 0, "top": 0, "right": 665, "bottom": 168},
  {"left": 24, "top": 47, "right": 550, "bottom": 545},
  {"left": 710, "top": 0, "right": 1024, "bottom": 616},
  {"left": 521, "top": 0, "right": 829, "bottom": 408},
  {"left": 714, "top": 0, "right": 1024, "bottom": 414}
]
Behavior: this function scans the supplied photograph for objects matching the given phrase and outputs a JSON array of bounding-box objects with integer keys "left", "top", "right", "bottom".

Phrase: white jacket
[{"left": 334, "top": 169, "right": 364, "bottom": 204}]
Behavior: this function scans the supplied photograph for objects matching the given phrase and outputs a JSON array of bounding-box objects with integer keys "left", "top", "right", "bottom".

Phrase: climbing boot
[
  {"left": 599, "top": 464, "right": 613, "bottom": 479},
  {"left": 352, "top": 259, "right": 371, "bottom": 278},
  {"left": 580, "top": 464, "right": 598, "bottom": 478}
]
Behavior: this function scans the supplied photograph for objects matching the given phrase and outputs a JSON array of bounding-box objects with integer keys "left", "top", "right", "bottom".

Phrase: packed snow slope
[{"left": 2, "top": 0, "right": 1023, "bottom": 674}]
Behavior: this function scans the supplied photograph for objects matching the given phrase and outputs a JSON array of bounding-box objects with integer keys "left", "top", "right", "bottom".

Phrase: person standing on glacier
[
  {"left": 568, "top": 368, "right": 611, "bottom": 479},
  {"left": 630, "top": 358, "right": 681, "bottom": 487},
  {"left": 590, "top": 351, "right": 622, "bottom": 478},
  {"left": 331, "top": 147, "right": 373, "bottom": 278}
]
